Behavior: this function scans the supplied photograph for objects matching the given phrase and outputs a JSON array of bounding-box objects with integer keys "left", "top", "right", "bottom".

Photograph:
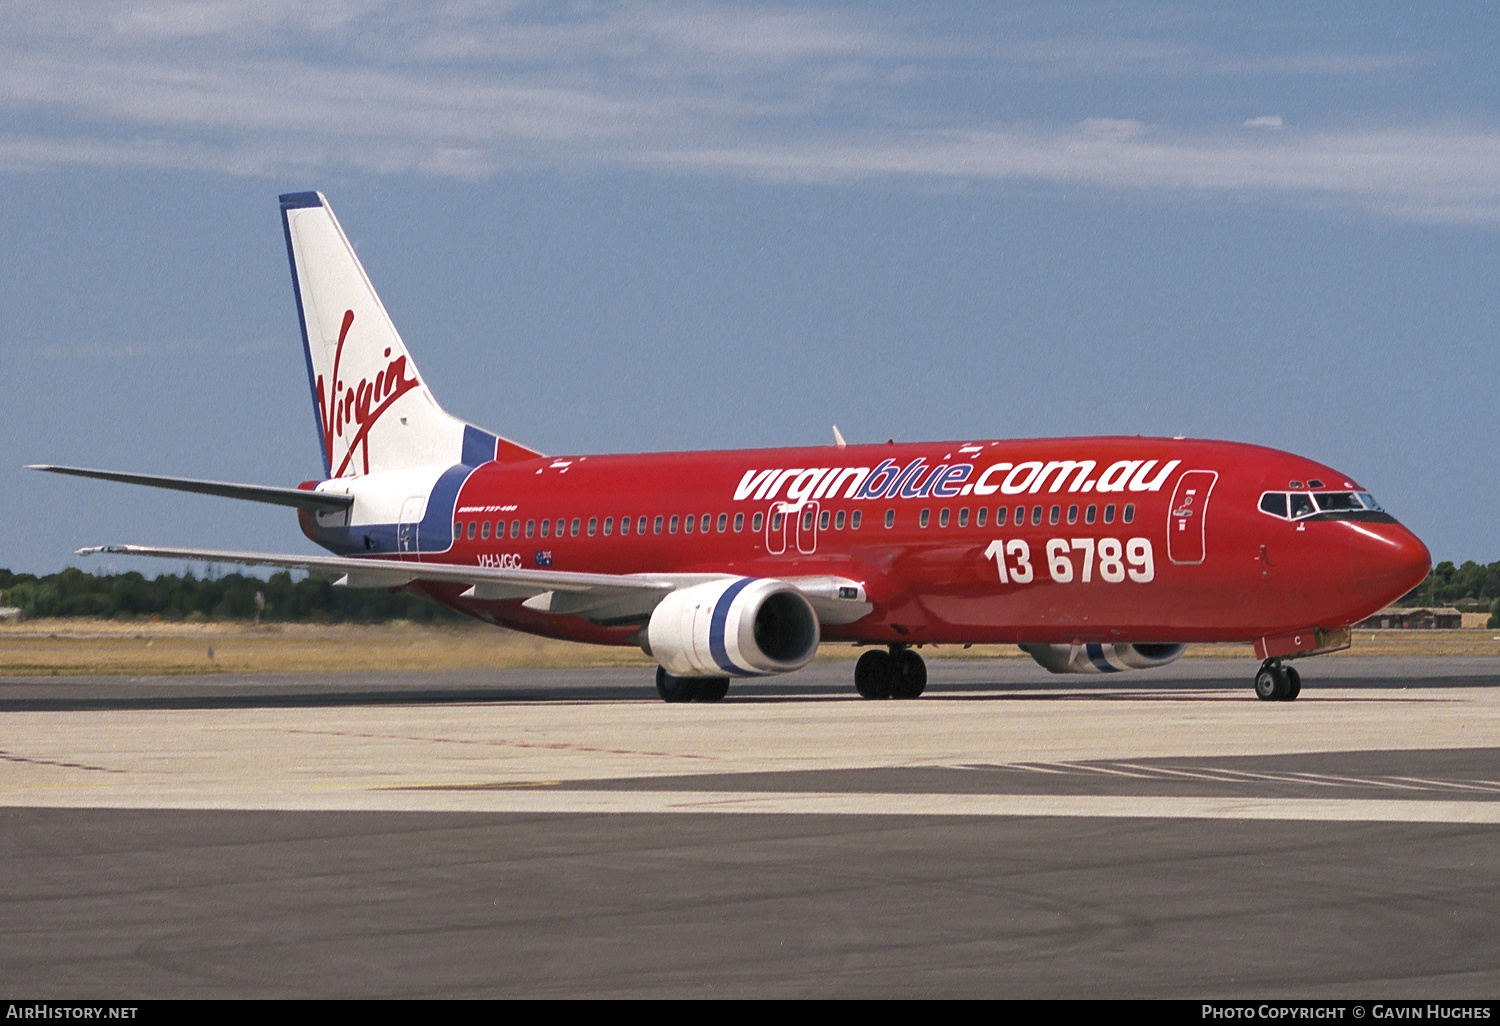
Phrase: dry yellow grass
[{"left": 0, "top": 618, "right": 1495, "bottom": 677}]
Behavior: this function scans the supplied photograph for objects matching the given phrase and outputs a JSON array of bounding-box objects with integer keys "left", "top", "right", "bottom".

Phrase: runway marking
[
  {"left": 962, "top": 761, "right": 1500, "bottom": 798},
  {"left": 6, "top": 790, "right": 1500, "bottom": 823},
  {"left": 283, "top": 727, "right": 716, "bottom": 762}
]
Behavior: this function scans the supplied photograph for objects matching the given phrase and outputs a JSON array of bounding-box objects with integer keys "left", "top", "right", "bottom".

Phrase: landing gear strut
[
  {"left": 1253, "top": 659, "right": 1302, "bottom": 702},
  {"left": 854, "top": 646, "right": 927, "bottom": 700},
  {"left": 655, "top": 666, "right": 730, "bottom": 703}
]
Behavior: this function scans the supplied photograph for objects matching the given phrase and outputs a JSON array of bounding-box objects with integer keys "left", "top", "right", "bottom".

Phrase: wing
[{"left": 80, "top": 545, "right": 871, "bottom": 625}]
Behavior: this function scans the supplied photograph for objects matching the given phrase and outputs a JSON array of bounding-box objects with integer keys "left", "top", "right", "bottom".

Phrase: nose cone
[{"left": 1349, "top": 522, "right": 1432, "bottom": 607}]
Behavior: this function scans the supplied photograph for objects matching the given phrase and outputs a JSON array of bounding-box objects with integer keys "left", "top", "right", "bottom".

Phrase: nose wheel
[
  {"left": 855, "top": 646, "right": 927, "bottom": 699},
  {"left": 1254, "top": 660, "right": 1302, "bottom": 701}
]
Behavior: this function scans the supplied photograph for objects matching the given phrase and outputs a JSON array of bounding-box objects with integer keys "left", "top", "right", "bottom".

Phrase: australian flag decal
[{"left": 534, "top": 550, "right": 553, "bottom": 568}]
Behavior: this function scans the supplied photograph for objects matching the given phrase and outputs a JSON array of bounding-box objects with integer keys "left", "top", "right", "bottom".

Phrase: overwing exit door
[{"left": 1167, "top": 470, "right": 1217, "bottom": 565}]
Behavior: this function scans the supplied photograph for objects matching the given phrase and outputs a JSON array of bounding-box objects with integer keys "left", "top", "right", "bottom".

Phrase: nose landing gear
[
  {"left": 854, "top": 646, "right": 927, "bottom": 699},
  {"left": 1253, "top": 659, "right": 1302, "bottom": 701}
]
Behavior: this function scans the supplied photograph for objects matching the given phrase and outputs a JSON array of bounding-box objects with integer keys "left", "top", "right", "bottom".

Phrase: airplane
[{"left": 32, "top": 191, "right": 1431, "bottom": 703}]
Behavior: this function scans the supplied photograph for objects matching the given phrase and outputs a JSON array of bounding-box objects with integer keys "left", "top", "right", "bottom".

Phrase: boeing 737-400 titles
[{"left": 33, "top": 192, "right": 1431, "bottom": 702}]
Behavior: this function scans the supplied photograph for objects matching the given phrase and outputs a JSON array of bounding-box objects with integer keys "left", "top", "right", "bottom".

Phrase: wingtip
[{"left": 75, "top": 545, "right": 125, "bottom": 557}]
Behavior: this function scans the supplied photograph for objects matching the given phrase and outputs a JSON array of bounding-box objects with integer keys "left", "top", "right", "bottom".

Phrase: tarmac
[{"left": 2, "top": 656, "right": 1497, "bottom": 997}]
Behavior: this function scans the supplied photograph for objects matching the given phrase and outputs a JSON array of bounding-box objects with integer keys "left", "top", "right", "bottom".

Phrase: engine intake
[
  {"left": 646, "top": 578, "right": 820, "bottom": 678},
  {"left": 1021, "top": 642, "right": 1186, "bottom": 674}
]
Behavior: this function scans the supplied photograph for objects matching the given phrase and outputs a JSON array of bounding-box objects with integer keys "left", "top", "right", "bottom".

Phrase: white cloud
[{"left": 0, "top": 2, "right": 1488, "bottom": 222}]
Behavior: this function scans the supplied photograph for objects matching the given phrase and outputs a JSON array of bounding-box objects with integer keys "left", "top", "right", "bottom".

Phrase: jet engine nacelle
[
  {"left": 1021, "top": 642, "right": 1186, "bottom": 674},
  {"left": 646, "top": 578, "right": 820, "bottom": 678}
]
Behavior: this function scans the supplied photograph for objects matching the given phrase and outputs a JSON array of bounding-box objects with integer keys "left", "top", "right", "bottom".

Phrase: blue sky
[{"left": 3, "top": 1, "right": 1497, "bottom": 575}]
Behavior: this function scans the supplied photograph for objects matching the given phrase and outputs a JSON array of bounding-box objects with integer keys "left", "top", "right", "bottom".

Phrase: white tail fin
[{"left": 279, "top": 191, "right": 539, "bottom": 477}]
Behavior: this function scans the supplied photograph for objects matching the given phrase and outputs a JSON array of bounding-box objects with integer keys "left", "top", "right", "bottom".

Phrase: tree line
[
  {"left": 0, "top": 561, "right": 1497, "bottom": 624},
  {"left": 0, "top": 567, "right": 462, "bottom": 623}
]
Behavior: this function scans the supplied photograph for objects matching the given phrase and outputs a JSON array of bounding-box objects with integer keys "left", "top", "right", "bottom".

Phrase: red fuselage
[{"left": 306, "top": 436, "right": 1430, "bottom": 649}]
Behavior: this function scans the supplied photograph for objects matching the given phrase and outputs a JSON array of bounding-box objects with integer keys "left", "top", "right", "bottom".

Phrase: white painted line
[{"left": 5, "top": 789, "right": 1500, "bottom": 823}]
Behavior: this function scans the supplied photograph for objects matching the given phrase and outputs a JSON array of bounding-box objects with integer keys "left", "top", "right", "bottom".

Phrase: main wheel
[
  {"left": 855, "top": 649, "right": 894, "bottom": 699},
  {"left": 891, "top": 649, "right": 927, "bottom": 699},
  {"left": 656, "top": 666, "right": 701, "bottom": 703},
  {"left": 1254, "top": 663, "right": 1289, "bottom": 701},
  {"left": 1282, "top": 666, "right": 1301, "bottom": 701},
  {"left": 695, "top": 678, "right": 731, "bottom": 703}
]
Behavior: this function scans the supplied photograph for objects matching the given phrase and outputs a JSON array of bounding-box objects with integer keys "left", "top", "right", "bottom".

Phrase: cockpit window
[
  {"left": 1314, "top": 492, "right": 1360, "bottom": 512},
  {"left": 1259, "top": 489, "right": 1389, "bottom": 522}
]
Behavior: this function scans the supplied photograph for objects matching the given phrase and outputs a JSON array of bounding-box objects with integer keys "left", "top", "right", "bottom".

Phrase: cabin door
[
  {"left": 397, "top": 495, "right": 426, "bottom": 557},
  {"left": 1167, "top": 471, "right": 1217, "bottom": 565}
]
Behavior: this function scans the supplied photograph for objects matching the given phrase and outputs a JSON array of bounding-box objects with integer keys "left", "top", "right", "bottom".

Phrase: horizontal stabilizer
[{"left": 29, "top": 465, "right": 354, "bottom": 513}]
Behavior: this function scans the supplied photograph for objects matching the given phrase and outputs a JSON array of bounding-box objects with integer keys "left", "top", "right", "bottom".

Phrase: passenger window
[
  {"left": 885, "top": 509, "right": 895, "bottom": 529},
  {"left": 683, "top": 514, "right": 693, "bottom": 534},
  {"left": 1260, "top": 493, "right": 1288, "bottom": 518},
  {"left": 820, "top": 510, "right": 830, "bottom": 530},
  {"left": 958, "top": 508, "right": 969, "bottom": 527},
  {"left": 603, "top": 517, "right": 612, "bottom": 536},
  {"left": 1123, "top": 504, "right": 1135, "bottom": 524},
  {"left": 919, "top": 509, "right": 931, "bottom": 528},
  {"left": 1104, "top": 504, "right": 1115, "bottom": 524},
  {"left": 570, "top": 518, "right": 580, "bottom": 537},
  {"left": 1049, "top": 506, "right": 1060, "bottom": 525},
  {"left": 1067, "top": 505, "right": 1078, "bottom": 525},
  {"left": 802, "top": 509, "right": 814, "bottom": 531},
  {"left": 669, "top": 515, "right": 679, "bottom": 534},
  {"left": 526, "top": 519, "right": 535, "bottom": 537},
  {"left": 976, "top": 507, "right": 987, "bottom": 527},
  {"left": 994, "top": 506, "right": 1006, "bottom": 526},
  {"left": 540, "top": 519, "right": 550, "bottom": 538},
  {"left": 752, "top": 512, "right": 763, "bottom": 531},
  {"left": 556, "top": 518, "right": 565, "bottom": 536},
  {"left": 1019, "top": 505, "right": 1029, "bottom": 526},
  {"left": 1288, "top": 493, "right": 1315, "bottom": 518},
  {"left": 638, "top": 516, "right": 648, "bottom": 535},
  {"left": 701, "top": 514, "right": 711, "bottom": 532},
  {"left": 467, "top": 521, "right": 476, "bottom": 540},
  {"left": 735, "top": 513, "right": 745, "bottom": 532},
  {"left": 851, "top": 510, "right": 862, "bottom": 530},
  {"left": 835, "top": 510, "right": 846, "bottom": 530},
  {"left": 771, "top": 512, "right": 783, "bottom": 531},
  {"left": 587, "top": 517, "right": 597, "bottom": 536},
  {"left": 1031, "top": 506, "right": 1043, "bottom": 526},
  {"left": 481, "top": 521, "right": 490, "bottom": 539},
  {"left": 619, "top": 516, "right": 628, "bottom": 536},
  {"left": 938, "top": 508, "right": 949, "bottom": 527},
  {"left": 717, "top": 513, "right": 727, "bottom": 532},
  {"left": 1085, "top": 504, "right": 1096, "bottom": 524},
  {"left": 653, "top": 515, "right": 663, "bottom": 534}
]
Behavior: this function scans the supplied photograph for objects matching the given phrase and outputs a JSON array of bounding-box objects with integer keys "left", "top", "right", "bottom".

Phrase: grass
[{"left": 0, "top": 618, "right": 1495, "bottom": 677}]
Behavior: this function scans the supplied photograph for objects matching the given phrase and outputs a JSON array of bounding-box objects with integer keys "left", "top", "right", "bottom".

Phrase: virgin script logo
[{"left": 315, "top": 309, "right": 420, "bottom": 477}]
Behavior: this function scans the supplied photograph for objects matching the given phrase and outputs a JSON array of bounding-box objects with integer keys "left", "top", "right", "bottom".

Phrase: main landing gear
[
  {"left": 655, "top": 666, "right": 730, "bottom": 703},
  {"left": 854, "top": 645, "right": 927, "bottom": 700},
  {"left": 1253, "top": 659, "right": 1302, "bottom": 702}
]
